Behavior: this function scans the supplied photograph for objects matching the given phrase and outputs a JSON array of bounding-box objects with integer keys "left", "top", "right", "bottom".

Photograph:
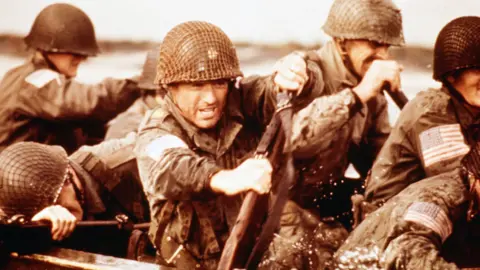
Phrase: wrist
[
  {"left": 209, "top": 169, "right": 228, "bottom": 194},
  {"left": 352, "top": 85, "right": 371, "bottom": 103}
]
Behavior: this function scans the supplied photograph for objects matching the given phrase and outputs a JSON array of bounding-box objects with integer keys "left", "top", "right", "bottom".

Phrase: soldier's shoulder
[
  {"left": 410, "top": 88, "right": 450, "bottom": 115},
  {"left": 24, "top": 69, "right": 61, "bottom": 88}
]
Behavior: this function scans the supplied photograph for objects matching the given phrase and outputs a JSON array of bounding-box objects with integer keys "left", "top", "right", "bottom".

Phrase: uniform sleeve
[
  {"left": 412, "top": 113, "right": 469, "bottom": 177},
  {"left": 381, "top": 225, "right": 459, "bottom": 270},
  {"left": 18, "top": 70, "right": 140, "bottom": 122},
  {"left": 365, "top": 104, "right": 467, "bottom": 205},
  {"left": 135, "top": 119, "right": 222, "bottom": 201},
  {"left": 240, "top": 60, "right": 326, "bottom": 129},
  {"left": 290, "top": 86, "right": 363, "bottom": 159}
]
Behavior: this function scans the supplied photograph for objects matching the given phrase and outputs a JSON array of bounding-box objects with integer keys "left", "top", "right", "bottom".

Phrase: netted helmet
[
  {"left": 323, "top": 0, "right": 405, "bottom": 46},
  {"left": 155, "top": 21, "right": 243, "bottom": 85},
  {"left": 138, "top": 45, "right": 162, "bottom": 90},
  {"left": 433, "top": 16, "right": 480, "bottom": 81},
  {"left": 0, "top": 142, "right": 69, "bottom": 219},
  {"left": 24, "top": 3, "right": 99, "bottom": 56}
]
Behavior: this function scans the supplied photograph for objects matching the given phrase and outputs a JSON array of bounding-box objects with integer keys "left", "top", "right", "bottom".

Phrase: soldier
[
  {"left": 134, "top": 21, "right": 322, "bottom": 269},
  {"left": 259, "top": 0, "right": 404, "bottom": 268},
  {"left": 0, "top": 3, "right": 139, "bottom": 154},
  {"left": 365, "top": 16, "right": 480, "bottom": 209},
  {"left": 105, "top": 45, "right": 166, "bottom": 140},
  {"left": 334, "top": 143, "right": 480, "bottom": 269},
  {"left": 0, "top": 138, "right": 149, "bottom": 256}
]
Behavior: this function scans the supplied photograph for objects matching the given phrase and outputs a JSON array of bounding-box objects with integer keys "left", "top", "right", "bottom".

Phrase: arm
[
  {"left": 135, "top": 119, "right": 221, "bottom": 201},
  {"left": 240, "top": 58, "right": 325, "bottom": 129},
  {"left": 18, "top": 70, "right": 139, "bottom": 122},
  {"left": 382, "top": 226, "right": 459, "bottom": 270},
  {"left": 290, "top": 86, "right": 363, "bottom": 158},
  {"left": 365, "top": 99, "right": 465, "bottom": 204}
]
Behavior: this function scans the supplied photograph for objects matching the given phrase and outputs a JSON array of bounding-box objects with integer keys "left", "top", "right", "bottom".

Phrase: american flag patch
[
  {"left": 419, "top": 124, "right": 469, "bottom": 167},
  {"left": 404, "top": 202, "right": 452, "bottom": 242}
]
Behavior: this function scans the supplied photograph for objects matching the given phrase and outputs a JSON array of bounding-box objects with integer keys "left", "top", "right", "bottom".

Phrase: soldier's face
[
  {"left": 169, "top": 80, "right": 229, "bottom": 129},
  {"left": 448, "top": 69, "right": 480, "bottom": 108},
  {"left": 344, "top": 40, "right": 391, "bottom": 77},
  {"left": 56, "top": 166, "right": 84, "bottom": 220},
  {"left": 46, "top": 53, "right": 87, "bottom": 78}
]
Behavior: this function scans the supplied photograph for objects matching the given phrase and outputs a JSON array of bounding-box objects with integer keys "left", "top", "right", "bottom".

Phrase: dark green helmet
[
  {"left": 0, "top": 142, "right": 69, "bottom": 219},
  {"left": 156, "top": 21, "right": 243, "bottom": 85},
  {"left": 24, "top": 3, "right": 100, "bottom": 56},
  {"left": 433, "top": 16, "right": 480, "bottom": 81}
]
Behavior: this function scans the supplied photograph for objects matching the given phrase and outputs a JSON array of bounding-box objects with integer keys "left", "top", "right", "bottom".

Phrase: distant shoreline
[{"left": 0, "top": 33, "right": 433, "bottom": 72}]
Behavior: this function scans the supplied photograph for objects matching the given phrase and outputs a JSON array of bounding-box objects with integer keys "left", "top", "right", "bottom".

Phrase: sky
[{"left": 0, "top": 0, "right": 479, "bottom": 47}]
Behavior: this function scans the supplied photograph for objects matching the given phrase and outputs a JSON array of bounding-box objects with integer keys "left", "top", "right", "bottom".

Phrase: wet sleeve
[
  {"left": 135, "top": 125, "right": 222, "bottom": 201},
  {"left": 240, "top": 60, "right": 325, "bottom": 129},
  {"left": 411, "top": 113, "right": 469, "bottom": 177},
  {"left": 19, "top": 76, "right": 139, "bottom": 122},
  {"left": 290, "top": 85, "right": 363, "bottom": 159},
  {"left": 382, "top": 227, "right": 459, "bottom": 270}
]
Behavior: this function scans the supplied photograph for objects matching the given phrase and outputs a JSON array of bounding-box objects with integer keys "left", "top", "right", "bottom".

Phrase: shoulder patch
[
  {"left": 404, "top": 202, "right": 452, "bottom": 242},
  {"left": 145, "top": 135, "right": 188, "bottom": 161},
  {"left": 25, "top": 69, "right": 60, "bottom": 88},
  {"left": 414, "top": 88, "right": 450, "bottom": 115},
  {"left": 419, "top": 124, "right": 469, "bottom": 167}
]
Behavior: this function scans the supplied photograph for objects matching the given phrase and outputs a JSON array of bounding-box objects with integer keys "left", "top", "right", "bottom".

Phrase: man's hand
[
  {"left": 353, "top": 60, "right": 403, "bottom": 103},
  {"left": 210, "top": 158, "right": 273, "bottom": 195},
  {"left": 273, "top": 52, "right": 309, "bottom": 93},
  {"left": 31, "top": 205, "right": 78, "bottom": 241}
]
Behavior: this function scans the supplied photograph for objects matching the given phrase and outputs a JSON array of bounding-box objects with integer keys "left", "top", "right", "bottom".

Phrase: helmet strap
[{"left": 335, "top": 38, "right": 362, "bottom": 81}]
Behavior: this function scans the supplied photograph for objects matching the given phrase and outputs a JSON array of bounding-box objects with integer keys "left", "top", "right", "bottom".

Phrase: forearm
[{"left": 291, "top": 88, "right": 362, "bottom": 157}]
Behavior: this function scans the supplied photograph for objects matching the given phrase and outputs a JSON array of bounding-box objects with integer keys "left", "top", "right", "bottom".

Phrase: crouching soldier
[
  {"left": 334, "top": 143, "right": 480, "bottom": 269},
  {"left": 0, "top": 139, "right": 149, "bottom": 257},
  {"left": 365, "top": 16, "right": 480, "bottom": 210}
]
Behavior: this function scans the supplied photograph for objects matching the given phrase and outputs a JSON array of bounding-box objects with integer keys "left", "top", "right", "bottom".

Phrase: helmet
[
  {"left": 433, "top": 16, "right": 480, "bottom": 81},
  {"left": 24, "top": 3, "right": 99, "bottom": 56},
  {"left": 323, "top": 0, "right": 405, "bottom": 46},
  {"left": 138, "top": 45, "right": 162, "bottom": 90},
  {"left": 156, "top": 21, "right": 243, "bottom": 85},
  {"left": 0, "top": 142, "right": 69, "bottom": 219}
]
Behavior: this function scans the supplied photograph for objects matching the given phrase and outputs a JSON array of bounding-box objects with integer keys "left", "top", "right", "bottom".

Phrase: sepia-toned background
[{"left": 0, "top": 0, "right": 479, "bottom": 124}]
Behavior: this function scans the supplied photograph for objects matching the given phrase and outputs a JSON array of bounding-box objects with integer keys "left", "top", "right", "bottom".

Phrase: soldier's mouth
[{"left": 198, "top": 107, "right": 218, "bottom": 119}]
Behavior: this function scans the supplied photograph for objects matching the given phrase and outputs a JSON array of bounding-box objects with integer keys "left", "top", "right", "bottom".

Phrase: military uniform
[
  {"left": 365, "top": 15, "right": 480, "bottom": 207},
  {"left": 365, "top": 87, "right": 477, "bottom": 206},
  {"left": 335, "top": 168, "right": 473, "bottom": 270},
  {"left": 0, "top": 54, "right": 139, "bottom": 154},
  {"left": 134, "top": 21, "right": 326, "bottom": 269},
  {"left": 70, "top": 132, "right": 150, "bottom": 222},
  {"left": 256, "top": 40, "right": 390, "bottom": 269},
  {"left": 260, "top": 1, "right": 405, "bottom": 268}
]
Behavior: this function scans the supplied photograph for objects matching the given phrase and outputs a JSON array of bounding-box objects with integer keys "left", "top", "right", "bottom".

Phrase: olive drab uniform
[
  {"left": 260, "top": 0, "right": 405, "bottom": 268},
  {"left": 0, "top": 3, "right": 140, "bottom": 154},
  {"left": 134, "top": 21, "right": 324, "bottom": 269},
  {"left": 334, "top": 168, "right": 475, "bottom": 270},
  {"left": 0, "top": 55, "right": 139, "bottom": 154},
  {"left": 66, "top": 134, "right": 150, "bottom": 258},
  {"left": 365, "top": 87, "right": 477, "bottom": 206},
  {"left": 365, "top": 16, "right": 480, "bottom": 207},
  {"left": 70, "top": 132, "right": 150, "bottom": 222},
  {"left": 261, "top": 40, "right": 391, "bottom": 270}
]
